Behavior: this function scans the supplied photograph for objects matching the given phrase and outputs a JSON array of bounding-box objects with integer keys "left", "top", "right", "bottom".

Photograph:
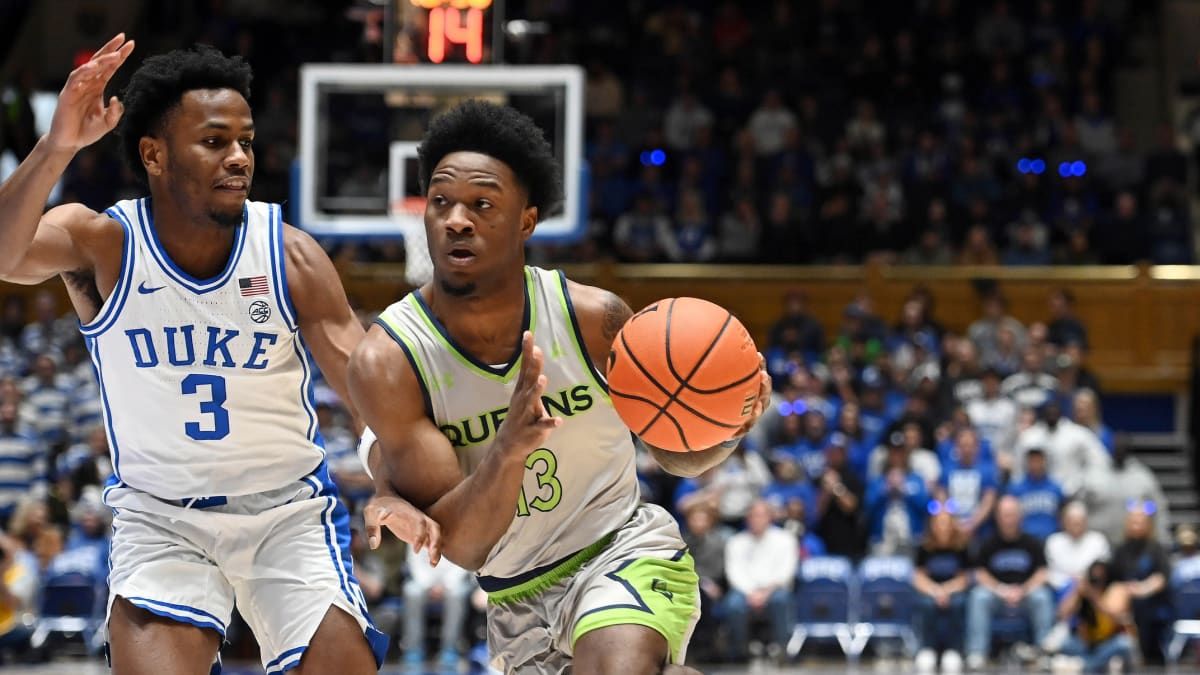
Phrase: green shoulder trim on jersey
[
  {"left": 486, "top": 532, "right": 615, "bottom": 605},
  {"left": 405, "top": 268, "right": 538, "bottom": 384},
  {"left": 524, "top": 266, "right": 539, "bottom": 331},
  {"left": 374, "top": 306, "right": 435, "bottom": 417},
  {"left": 552, "top": 270, "right": 611, "bottom": 401},
  {"left": 570, "top": 552, "right": 699, "bottom": 664}
]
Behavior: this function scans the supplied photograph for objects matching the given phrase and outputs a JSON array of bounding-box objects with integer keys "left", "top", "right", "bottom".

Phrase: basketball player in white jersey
[
  {"left": 0, "top": 36, "right": 436, "bottom": 674},
  {"left": 348, "top": 101, "right": 771, "bottom": 673}
]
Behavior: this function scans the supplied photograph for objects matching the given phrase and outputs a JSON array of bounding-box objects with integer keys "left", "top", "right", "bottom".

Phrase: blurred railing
[
  {"left": 6, "top": 262, "right": 1199, "bottom": 393},
  {"left": 341, "top": 262, "right": 1200, "bottom": 393}
]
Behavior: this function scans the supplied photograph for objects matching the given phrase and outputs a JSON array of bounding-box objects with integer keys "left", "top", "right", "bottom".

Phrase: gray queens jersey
[{"left": 375, "top": 267, "right": 641, "bottom": 579}]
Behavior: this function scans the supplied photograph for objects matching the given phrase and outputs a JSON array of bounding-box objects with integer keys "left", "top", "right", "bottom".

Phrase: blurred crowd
[
  {"left": 1, "top": 0, "right": 1197, "bottom": 268},
  {"left": 572, "top": 0, "right": 1190, "bottom": 266}
]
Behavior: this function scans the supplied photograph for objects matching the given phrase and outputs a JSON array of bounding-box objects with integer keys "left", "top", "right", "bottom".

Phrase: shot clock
[{"left": 387, "top": 0, "right": 502, "bottom": 65}]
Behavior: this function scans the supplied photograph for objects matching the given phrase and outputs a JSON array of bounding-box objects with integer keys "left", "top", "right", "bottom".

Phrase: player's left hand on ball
[
  {"left": 364, "top": 492, "right": 442, "bottom": 566},
  {"left": 734, "top": 353, "right": 771, "bottom": 437}
]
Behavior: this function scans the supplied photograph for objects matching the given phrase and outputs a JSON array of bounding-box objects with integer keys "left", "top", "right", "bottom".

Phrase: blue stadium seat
[
  {"left": 30, "top": 571, "right": 105, "bottom": 654},
  {"left": 787, "top": 555, "right": 856, "bottom": 658},
  {"left": 854, "top": 556, "right": 919, "bottom": 657},
  {"left": 1167, "top": 557, "right": 1200, "bottom": 663}
]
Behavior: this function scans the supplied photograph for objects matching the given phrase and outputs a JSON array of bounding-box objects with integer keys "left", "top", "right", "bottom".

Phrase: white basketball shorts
[{"left": 102, "top": 460, "right": 387, "bottom": 674}]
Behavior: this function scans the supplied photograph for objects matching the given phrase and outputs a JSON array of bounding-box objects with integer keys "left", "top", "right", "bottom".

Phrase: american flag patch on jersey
[{"left": 239, "top": 276, "right": 269, "bottom": 296}]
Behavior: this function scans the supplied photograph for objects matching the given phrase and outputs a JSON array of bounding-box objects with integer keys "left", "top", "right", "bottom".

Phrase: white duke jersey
[
  {"left": 82, "top": 198, "right": 323, "bottom": 500},
  {"left": 376, "top": 267, "right": 640, "bottom": 579}
]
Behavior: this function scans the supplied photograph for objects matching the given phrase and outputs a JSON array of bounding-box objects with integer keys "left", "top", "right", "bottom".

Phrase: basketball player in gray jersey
[
  {"left": 0, "top": 36, "right": 437, "bottom": 674},
  {"left": 349, "top": 101, "right": 771, "bottom": 673}
]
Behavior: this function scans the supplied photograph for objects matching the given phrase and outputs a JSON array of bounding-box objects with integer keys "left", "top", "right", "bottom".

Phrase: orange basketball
[{"left": 605, "top": 297, "right": 761, "bottom": 452}]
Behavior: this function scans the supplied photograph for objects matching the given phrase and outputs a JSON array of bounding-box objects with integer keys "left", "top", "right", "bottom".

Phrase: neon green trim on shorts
[
  {"left": 571, "top": 552, "right": 700, "bottom": 663},
  {"left": 486, "top": 533, "right": 615, "bottom": 605}
]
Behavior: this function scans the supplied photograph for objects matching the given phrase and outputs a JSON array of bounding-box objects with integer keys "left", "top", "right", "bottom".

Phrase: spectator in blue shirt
[
  {"left": 19, "top": 291, "right": 73, "bottom": 359},
  {"left": 764, "top": 455, "right": 818, "bottom": 531},
  {"left": 937, "top": 428, "right": 999, "bottom": 540},
  {"left": 866, "top": 443, "right": 930, "bottom": 556},
  {"left": 833, "top": 403, "right": 876, "bottom": 481},
  {"left": 46, "top": 487, "right": 110, "bottom": 623},
  {"left": 858, "top": 368, "right": 897, "bottom": 447},
  {"left": 767, "top": 409, "right": 804, "bottom": 463},
  {"left": 0, "top": 297, "right": 28, "bottom": 379},
  {"left": 936, "top": 415, "right": 996, "bottom": 468},
  {"left": 20, "top": 355, "right": 71, "bottom": 447},
  {"left": 0, "top": 400, "right": 44, "bottom": 528},
  {"left": 794, "top": 410, "right": 831, "bottom": 480},
  {"left": 1006, "top": 448, "right": 1065, "bottom": 541}
]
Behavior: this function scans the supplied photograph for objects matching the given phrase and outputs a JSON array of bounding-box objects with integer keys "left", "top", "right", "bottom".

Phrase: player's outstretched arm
[
  {"left": 568, "top": 281, "right": 772, "bottom": 478},
  {"left": 0, "top": 34, "right": 133, "bottom": 283},
  {"left": 348, "top": 327, "right": 559, "bottom": 570},
  {"left": 283, "top": 224, "right": 367, "bottom": 429}
]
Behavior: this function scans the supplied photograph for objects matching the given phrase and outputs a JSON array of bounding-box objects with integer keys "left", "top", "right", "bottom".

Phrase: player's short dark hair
[
  {"left": 118, "top": 45, "right": 253, "bottom": 184},
  {"left": 417, "top": 100, "right": 562, "bottom": 218}
]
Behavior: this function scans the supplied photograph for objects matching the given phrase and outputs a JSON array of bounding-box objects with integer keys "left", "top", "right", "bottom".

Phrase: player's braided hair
[
  {"left": 417, "top": 100, "right": 562, "bottom": 219},
  {"left": 118, "top": 45, "right": 252, "bottom": 184}
]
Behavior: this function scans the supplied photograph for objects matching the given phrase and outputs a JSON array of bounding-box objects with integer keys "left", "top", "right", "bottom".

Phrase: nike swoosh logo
[{"left": 137, "top": 281, "right": 165, "bottom": 294}]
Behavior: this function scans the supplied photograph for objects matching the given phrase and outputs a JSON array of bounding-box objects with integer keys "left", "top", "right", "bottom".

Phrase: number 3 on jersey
[
  {"left": 516, "top": 448, "right": 562, "bottom": 516},
  {"left": 181, "top": 373, "right": 230, "bottom": 440}
]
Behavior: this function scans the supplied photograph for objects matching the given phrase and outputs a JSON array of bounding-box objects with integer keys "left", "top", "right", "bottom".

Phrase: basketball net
[{"left": 392, "top": 197, "right": 434, "bottom": 287}]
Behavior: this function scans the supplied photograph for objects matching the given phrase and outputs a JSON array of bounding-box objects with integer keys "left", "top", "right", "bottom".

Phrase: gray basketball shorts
[{"left": 481, "top": 503, "right": 701, "bottom": 674}]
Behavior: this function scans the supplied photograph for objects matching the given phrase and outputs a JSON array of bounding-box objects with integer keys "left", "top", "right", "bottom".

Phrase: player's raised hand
[
  {"left": 363, "top": 491, "right": 442, "bottom": 565},
  {"left": 47, "top": 33, "right": 135, "bottom": 153},
  {"left": 495, "top": 331, "right": 562, "bottom": 454}
]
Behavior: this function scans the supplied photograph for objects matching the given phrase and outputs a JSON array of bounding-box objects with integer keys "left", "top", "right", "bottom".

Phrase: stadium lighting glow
[{"left": 641, "top": 149, "right": 666, "bottom": 167}]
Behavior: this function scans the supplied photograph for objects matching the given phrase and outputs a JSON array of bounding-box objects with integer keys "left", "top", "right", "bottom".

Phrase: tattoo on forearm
[{"left": 601, "top": 293, "right": 633, "bottom": 343}]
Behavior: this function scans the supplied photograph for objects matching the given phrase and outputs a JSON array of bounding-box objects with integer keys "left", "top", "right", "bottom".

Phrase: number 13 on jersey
[{"left": 516, "top": 448, "right": 561, "bottom": 516}]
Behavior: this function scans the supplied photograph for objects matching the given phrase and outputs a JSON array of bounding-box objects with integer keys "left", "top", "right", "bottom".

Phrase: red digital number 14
[{"left": 428, "top": 7, "right": 484, "bottom": 63}]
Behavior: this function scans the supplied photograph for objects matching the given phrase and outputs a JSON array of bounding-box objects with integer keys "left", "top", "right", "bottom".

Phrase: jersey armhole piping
[
  {"left": 79, "top": 207, "right": 136, "bottom": 337},
  {"left": 269, "top": 204, "right": 299, "bottom": 332},
  {"left": 374, "top": 316, "right": 435, "bottom": 420},
  {"left": 554, "top": 270, "right": 610, "bottom": 396}
]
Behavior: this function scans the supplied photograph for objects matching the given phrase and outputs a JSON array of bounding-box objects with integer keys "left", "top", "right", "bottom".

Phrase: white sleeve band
[{"left": 357, "top": 426, "right": 377, "bottom": 480}]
